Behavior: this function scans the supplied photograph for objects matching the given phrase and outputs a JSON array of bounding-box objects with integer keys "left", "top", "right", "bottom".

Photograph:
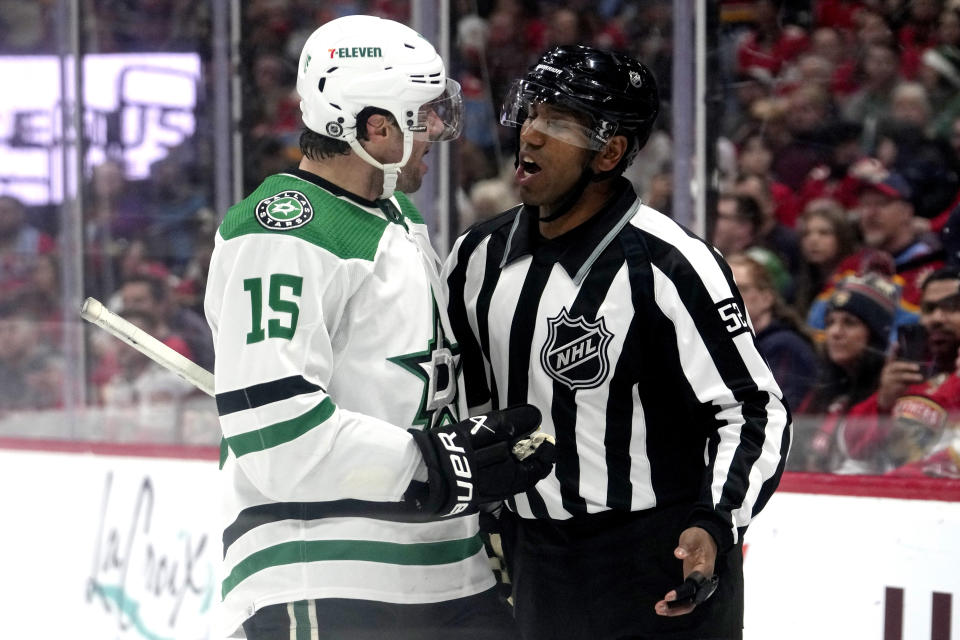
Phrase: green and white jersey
[{"left": 204, "top": 170, "right": 492, "bottom": 637}]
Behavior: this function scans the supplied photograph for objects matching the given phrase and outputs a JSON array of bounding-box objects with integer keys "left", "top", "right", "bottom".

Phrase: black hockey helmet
[{"left": 501, "top": 45, "right": 660, "bottom": 163}]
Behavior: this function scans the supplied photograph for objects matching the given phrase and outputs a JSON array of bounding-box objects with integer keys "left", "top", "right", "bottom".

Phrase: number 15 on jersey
[{"left": 244, "top": 273, "right": 303, "bottom": 343}]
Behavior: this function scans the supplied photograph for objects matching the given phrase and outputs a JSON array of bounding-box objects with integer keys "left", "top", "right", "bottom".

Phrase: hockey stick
[
  {"left": 80, "top": 297, "right": 215, "bottom": 397},
  {"left": 80, "top": 297, "right": 552, "bottom": 460}
]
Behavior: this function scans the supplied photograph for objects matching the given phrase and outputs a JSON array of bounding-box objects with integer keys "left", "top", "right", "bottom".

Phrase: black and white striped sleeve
[
  {"left": 443, "top": 229, "right": 497, "bottom": 413},
  {"left": 638, "top": 216, "right": 792, "bottom": 553}
]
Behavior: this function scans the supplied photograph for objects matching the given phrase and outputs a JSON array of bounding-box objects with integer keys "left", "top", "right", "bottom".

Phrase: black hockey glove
[{"left": 406, "top": 404, "right": 556, "bottom": 518}]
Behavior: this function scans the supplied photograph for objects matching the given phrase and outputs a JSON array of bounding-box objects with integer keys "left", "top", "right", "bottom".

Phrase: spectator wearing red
[
  {"left": 813, "top": 0, "right": 868, "bottom": 33},
  {"left": 99, "top": 308, "right": 197, "bottom": 441},
  {"left": 0, "top": 195, "right": 56, "bottom": 310},
  {"left": 894, "top": 0, "right": 942, "bottom": 80},
  {"left": 734, "top": 0, "right": 809, "bottom": 79},
  {"left": 734, "top": 173, "right": 803, "bottom": 280},
  {"left": 735, "top": 132, "right": 802, "bottom": 227},
  {"left": 721, "top": 70, "right": 777, "bottom": 143},
  {"left": 245, "top": 53, "right": 300, "bottom": 139},
  {"left": 852, "top": 169, "right": 944, "bottom": 307},
  {"left": 796, "top": 119, "right": 867, "bottom": 211},
  {"left": 841, "top": 42, "right": 903, "bottom": 137},
  {"left": 840, "top": 266, "right": 960, "bottom": 476},
  {"left": 830, "top": 8, "right": 898, "bottom": 98},
  {"left": 774, "top": 51, "right": 838, "bottom": 100},
  {"left": 793, "top": 197, "right": 860, "bottom": 317},
  {"left": 16, "top": 252, "right": 63, "bottom": 348},
  {"left": 806, "top": 166, "right": 942, "bottom": 316},
  {"left": 805, "top": 167, "right": 939, "bottom": 343},
  {"left": 794, "top": 272, "right": 899, "bottom": 472},
  {"left": 0, "top": 306, "right": 62, "bottom": 411},
  {"left": 808, "top": 26, "right": 860, "bottom": 96},
  {"left": 119, "top": 273, "right": 215, "bottom": 371},
  {"left": 771, "top": 84, "right": 836, "bottom": 192}
]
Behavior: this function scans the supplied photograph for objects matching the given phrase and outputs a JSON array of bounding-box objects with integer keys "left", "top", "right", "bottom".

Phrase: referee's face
[{"left": 516, "top": 103, "right": 594, "bottom": 209}]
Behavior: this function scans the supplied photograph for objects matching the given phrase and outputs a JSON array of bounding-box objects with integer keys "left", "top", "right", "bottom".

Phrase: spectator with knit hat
[
  {"left": 840, "top": 266, "right": 960, "bottom": 476},
  {"left": 807, "top": 165, "right": 941, "bottom": 342},
  {"left": 793, "top": 272, "right": 900, "bottom": 472}
]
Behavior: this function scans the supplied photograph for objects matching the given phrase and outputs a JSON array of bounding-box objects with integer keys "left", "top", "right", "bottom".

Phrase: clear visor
[
  {"left": 499, "top": 79, "right": 614, "bottom": 151},
  {"left": 411, "top": 78, "right": 464, "bottom": 142}
]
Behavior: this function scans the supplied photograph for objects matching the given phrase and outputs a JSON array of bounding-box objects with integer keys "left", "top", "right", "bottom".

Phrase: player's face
[
  {"left": 825, "top": 309, "right": 871, "bottom": 369},
  {"left": 919, "top": 278, "right": 960, "bottom": 364},
  {"left": 515, "top": 103, "right": 594, "bottom": 209},
  {"left": 396, "top": 138, "right": 431, "bottom": 194}
]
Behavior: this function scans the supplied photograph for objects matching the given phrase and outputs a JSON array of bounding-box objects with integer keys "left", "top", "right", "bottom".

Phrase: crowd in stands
[
  {"left": 0, "top": 0, "right": 220, "bottom": 442},
  {"left": 711, "top": 0, "right": 960, "bottom": 478},
  {"left": 0, "top": 0, "right": 958, "bottom": 473}
]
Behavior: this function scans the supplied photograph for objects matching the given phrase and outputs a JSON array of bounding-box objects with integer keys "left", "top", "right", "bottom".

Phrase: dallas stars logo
[
  {"left": 256, "top": 190, "right": 314, "bottom": 230},
  {"left": 387, "top": 301, "right": 462, "bottom": 429}
]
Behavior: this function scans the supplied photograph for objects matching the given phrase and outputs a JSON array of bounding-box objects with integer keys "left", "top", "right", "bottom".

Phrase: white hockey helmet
[{"left": 297, "top": 15, "right": 463, "bottom": 198}]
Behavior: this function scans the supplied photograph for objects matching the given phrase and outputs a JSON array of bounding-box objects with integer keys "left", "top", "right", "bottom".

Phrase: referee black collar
[{"left": 500, "top": 177, "right": 641, "bottom": 284}]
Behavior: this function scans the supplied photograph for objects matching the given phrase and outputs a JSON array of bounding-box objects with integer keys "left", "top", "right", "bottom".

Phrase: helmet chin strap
[
  {"left": 537, "top": 156, "right": 619, "bottom": 224},
  {"left": 349, "top": 134, "right": 414, "bottom": 199},
  {"left": 538, "top": 167, "right": 595, "bottom": 222}
]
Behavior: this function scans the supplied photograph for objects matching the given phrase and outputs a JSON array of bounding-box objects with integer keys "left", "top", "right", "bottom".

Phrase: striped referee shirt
[{"left": 444, "top": 178, "right": 792, "bottom": 552}]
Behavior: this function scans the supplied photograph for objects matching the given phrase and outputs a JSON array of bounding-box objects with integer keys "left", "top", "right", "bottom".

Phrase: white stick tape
[{"left": 80, "top": 297, "right": 215, "bottom": 397}]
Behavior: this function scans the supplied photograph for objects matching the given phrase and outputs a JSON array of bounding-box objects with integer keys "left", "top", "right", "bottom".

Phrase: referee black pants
[{"left": 503, "top": 504, "right": 744, "bottom": 640}]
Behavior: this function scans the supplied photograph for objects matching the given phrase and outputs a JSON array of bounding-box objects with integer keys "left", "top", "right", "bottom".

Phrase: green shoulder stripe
[
  {"left": 394, "top": 191, "right": 424, "bottom": 225},
  {"left": 219, "top": 174, "right": 388, "bottom": 261}
]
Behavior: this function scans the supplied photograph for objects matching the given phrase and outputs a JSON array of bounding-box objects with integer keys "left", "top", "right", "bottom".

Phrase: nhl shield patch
[
  {"left": 540, "top": 308, "right": 613, "bottom": 390},
  {"left": 256, "top": 190, "right": 314, "bottom": 230}
]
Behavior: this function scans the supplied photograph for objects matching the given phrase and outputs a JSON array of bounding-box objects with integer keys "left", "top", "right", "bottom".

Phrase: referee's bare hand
[{"left": 654, "top": 526, "right": 718, "bottom": 616}]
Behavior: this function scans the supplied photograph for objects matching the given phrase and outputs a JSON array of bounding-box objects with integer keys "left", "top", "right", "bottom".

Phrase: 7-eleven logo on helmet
[{"left": 327, "top": 46, "right": 383, "bottom": 59}]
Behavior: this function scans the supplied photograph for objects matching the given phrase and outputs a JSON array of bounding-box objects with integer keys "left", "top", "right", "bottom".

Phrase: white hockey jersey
[{"left": 204, "top": 170, "right": 493, "bottom": 636}]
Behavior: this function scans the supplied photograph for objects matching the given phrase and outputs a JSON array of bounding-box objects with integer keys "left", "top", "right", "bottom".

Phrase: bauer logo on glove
[{"left": 407, "top": 404, "right": 556, "bottom": 518}]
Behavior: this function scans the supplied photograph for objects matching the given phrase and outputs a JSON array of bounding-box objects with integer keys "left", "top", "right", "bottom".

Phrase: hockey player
[
  {"left": 204, "top": 15, "right": 554, "bottom": 640},
  {"left": 444, "top": 46, "right": 791, "bottom": 639}
]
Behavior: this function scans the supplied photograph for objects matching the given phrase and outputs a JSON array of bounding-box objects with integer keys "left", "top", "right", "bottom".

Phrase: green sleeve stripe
[
  {"left": 226, "top": 398, "right": 336, "bottom": 458},
  {"left": 222, "top": 534, "right": 485, "bottom": 597},
  {"left": 394, "top": 192, "right": 424, "bottom": 224}
]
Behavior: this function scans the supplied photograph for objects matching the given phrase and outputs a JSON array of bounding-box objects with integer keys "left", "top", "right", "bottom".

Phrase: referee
[{"left": 444, "top": 46, "right": 791, "bottom": 640}]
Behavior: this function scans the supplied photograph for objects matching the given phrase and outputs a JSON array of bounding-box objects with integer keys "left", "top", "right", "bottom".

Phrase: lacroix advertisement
[
  {"left": 0, "top": 447, "right": 219, "bottom": 640},
  {"left": 1, "top": 445, "right": 958, "bottom": 639}
]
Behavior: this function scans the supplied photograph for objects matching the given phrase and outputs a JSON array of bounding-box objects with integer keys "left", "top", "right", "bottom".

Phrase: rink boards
[{"left": 1, "top": 442, "right": 959, "bottom": 640}]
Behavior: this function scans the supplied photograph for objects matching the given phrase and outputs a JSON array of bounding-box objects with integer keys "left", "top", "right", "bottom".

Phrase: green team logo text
[
  {"left": 255, "top": 191, "right": 314, "bottom": 230},
  {"left": 328, "top": 47, "right": 383, "bottom": 59}
]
